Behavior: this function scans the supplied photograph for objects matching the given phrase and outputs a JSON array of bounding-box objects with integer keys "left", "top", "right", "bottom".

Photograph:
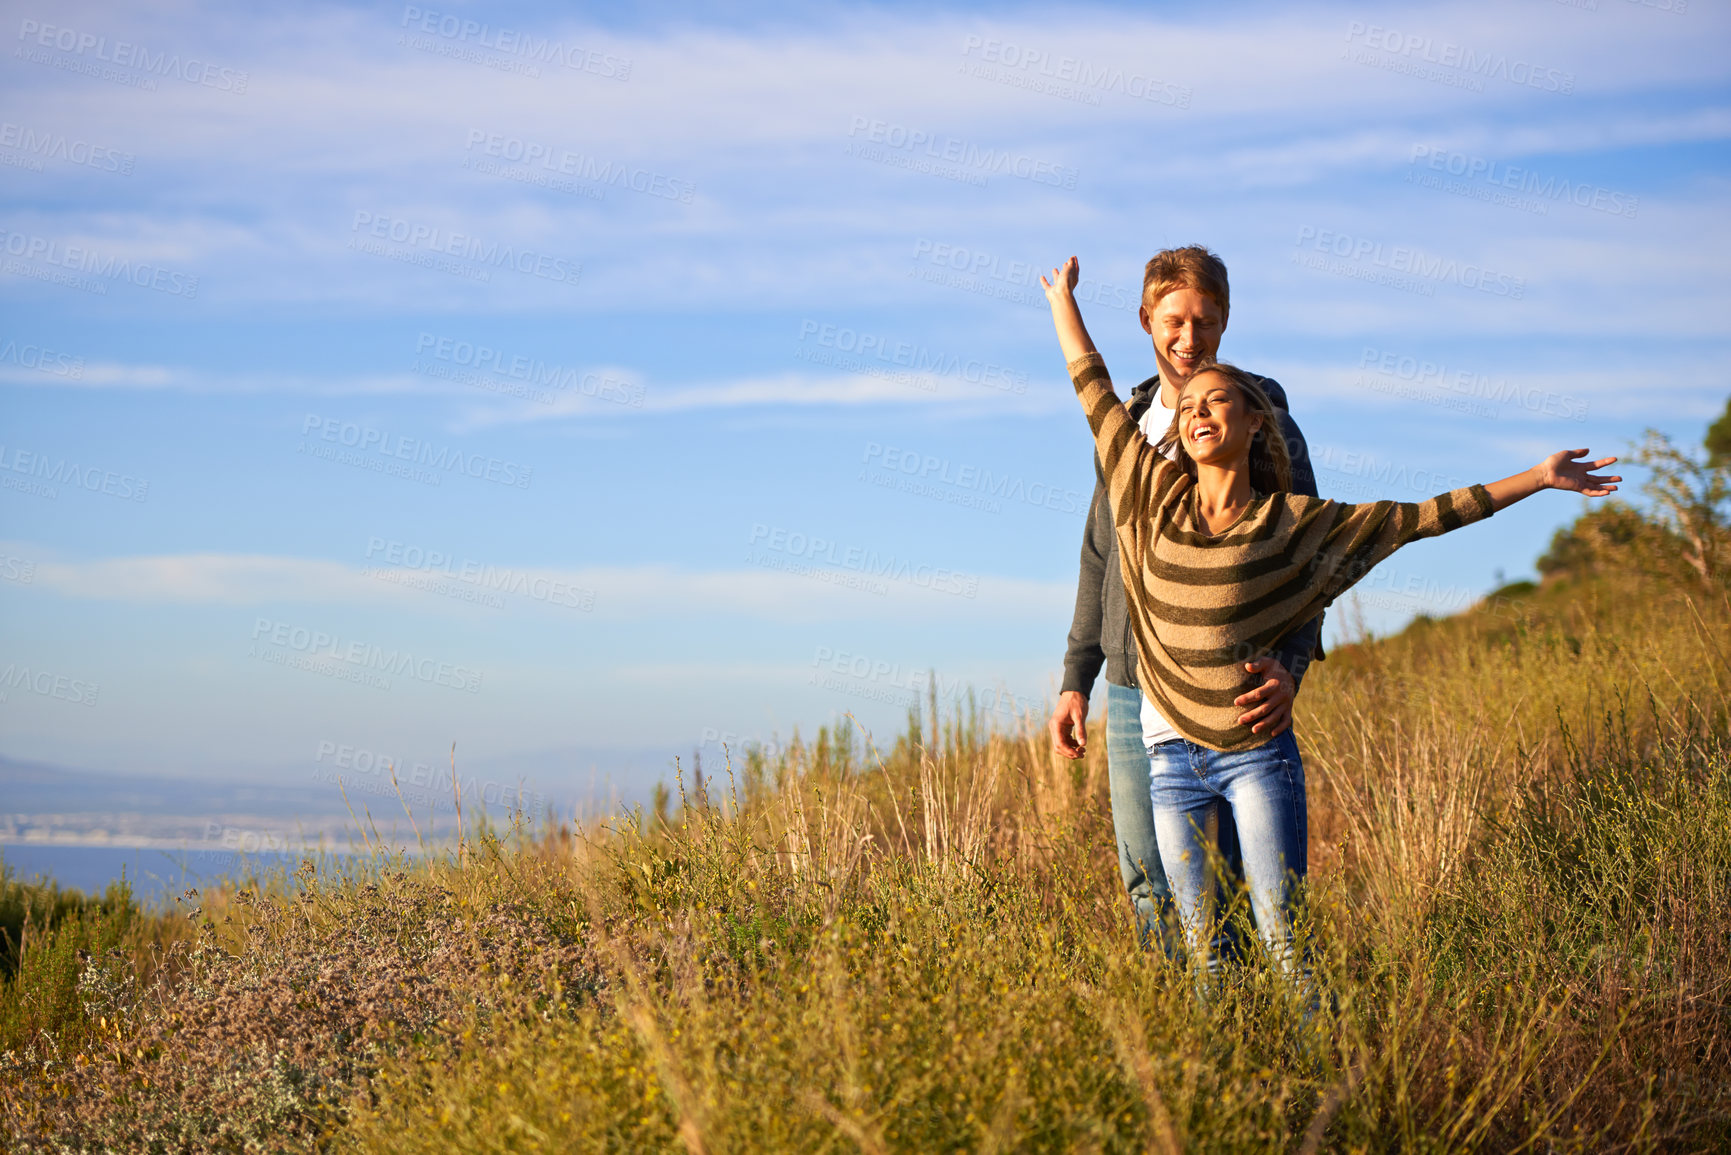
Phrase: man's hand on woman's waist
[{"left": 1234, "top": 656, "right": 1296, "bottom": 737}]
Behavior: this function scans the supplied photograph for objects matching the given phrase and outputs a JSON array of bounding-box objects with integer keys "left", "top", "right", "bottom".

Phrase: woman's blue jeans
[
  {"left": 1105, "top": 683, "right": 1240, "bottom": 954},
  {"left": 1147, "top": 729, "right": 1308, "bottom": 978}
]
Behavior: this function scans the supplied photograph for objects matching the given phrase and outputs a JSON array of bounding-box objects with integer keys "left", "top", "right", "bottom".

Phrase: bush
[{"left": 0, "top": 868, "right": 147, "bottom": 1056}]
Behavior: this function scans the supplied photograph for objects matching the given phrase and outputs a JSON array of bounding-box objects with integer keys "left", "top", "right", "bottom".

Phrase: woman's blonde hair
[{"left": 1154, "top": 361, "right": 1293, "bottom": 495}]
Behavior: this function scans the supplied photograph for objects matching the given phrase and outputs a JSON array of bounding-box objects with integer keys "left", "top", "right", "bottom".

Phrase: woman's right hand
[
  {"left": 1040, "top": 256, "right": 1080, "bottom": 307},
  {"left": 1041, "top": 255, "right": 1099, "bottom": 364}
]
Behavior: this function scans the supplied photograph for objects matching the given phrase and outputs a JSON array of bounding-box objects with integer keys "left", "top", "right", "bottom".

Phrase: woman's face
[{"left": 1176, "top": 372, "right": 1263, "bottom": 469}]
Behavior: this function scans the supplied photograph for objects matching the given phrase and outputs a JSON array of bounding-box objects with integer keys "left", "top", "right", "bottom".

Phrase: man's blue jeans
[
  {"left": 1147, "top": 729, "right": 1308, "bottom": 977},
  {"left": 1105, "top": 683, "right": 1240, "bottom": 953}
]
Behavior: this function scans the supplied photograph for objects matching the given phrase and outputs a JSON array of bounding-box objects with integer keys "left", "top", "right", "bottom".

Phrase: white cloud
[
  {"left": 454, "top": 367, "right": 1063, "bottom": 427},
  {"left": 14, "top": 546, "right": 1072, "bottom": 621},
  {"left": 0, "top": 363, "right": 418, "bottom": 393},
  {"left": 6, "top": 0, "right": 1726, "bottom": 319},
  {"left": 2, "top": 354, "right": 1070, "bottom": 416},
  {"left": 30, "top": 553, "right": 389, "bottom": 604}
]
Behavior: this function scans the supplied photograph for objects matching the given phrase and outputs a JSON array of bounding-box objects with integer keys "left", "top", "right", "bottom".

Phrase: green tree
[
  {"left": 1536, "top": 502, "right": 1665, "bottom": 583},
  {"left": 1631, "top": 396, "right": 1731, "bottom": 583},
  {"left": 1706, "top": 396, "right": 1731, "bottom": 468}
]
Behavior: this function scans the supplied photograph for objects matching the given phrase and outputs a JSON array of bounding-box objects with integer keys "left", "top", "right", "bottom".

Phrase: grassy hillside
[{"left": 3, "top": 520, "right": 1728, "bottom": 1152}]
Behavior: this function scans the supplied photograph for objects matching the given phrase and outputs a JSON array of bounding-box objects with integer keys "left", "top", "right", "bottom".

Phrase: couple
[{"left": 1041, "top": 246, "right": 1618, "bottom": 979}]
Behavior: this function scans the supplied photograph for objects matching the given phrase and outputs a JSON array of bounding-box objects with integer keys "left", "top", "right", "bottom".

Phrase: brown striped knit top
[{"left": 1069, "top": 352, "right": 1495, "bottom": 752}]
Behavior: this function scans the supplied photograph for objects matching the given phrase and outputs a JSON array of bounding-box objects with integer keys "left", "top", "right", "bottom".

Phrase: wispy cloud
[
  {"left": 7, "top": 1, "right": 1726, "bottom": 316},
  {"left": 14, "top": 546, "right": 1071, "bottom": 621},
  {"left": 2, "top": 356, "right": 1069, "bottom": 417},
  {"left": 29, "top": 552, "right": 390, "bottom": 604}
]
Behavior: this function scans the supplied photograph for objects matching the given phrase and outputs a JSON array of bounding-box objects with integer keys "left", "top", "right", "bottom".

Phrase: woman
[{"left": 1039, "top": 256, "right": 1619, "bottom": 978}]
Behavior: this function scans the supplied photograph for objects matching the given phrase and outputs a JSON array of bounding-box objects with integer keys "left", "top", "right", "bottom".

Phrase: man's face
[{"left": 1139, "top": 286, "right": 1226, "bottom": 386}]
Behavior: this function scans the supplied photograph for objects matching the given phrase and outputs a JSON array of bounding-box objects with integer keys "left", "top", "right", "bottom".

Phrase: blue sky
[{"left": 1, "top": 0, "right": 1727, "bottom": 809}]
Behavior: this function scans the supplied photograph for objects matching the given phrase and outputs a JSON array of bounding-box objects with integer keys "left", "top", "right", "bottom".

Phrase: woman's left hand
[{"left": 1536, "top": 449, "right": 1621, "bottom": 496}]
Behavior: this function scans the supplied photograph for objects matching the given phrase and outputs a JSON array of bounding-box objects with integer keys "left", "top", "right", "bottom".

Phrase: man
[{"left": 1047, "top": 245, "right": 1322, "bottom": 950}]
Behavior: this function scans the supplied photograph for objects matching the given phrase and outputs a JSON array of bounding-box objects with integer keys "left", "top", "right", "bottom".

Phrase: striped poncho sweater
[{"left": 1069, "top": 352, "right": 1495, "bottom": 752}]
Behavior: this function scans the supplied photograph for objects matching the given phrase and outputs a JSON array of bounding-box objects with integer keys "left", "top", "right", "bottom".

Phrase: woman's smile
[{"left": 1188, "top": 421, "right": 1221, "bottom": 446}]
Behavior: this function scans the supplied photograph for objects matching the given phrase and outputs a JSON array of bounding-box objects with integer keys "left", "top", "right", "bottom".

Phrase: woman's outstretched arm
[
  {"left": 1041, "top": 256, "right": 1097, "bottom": 364},
  {"left": 1040, "top": 257, "right": 1173, "bottom": 517},
  {"left": 1484, "top": 449, "right": 1621, "bottom": 510},
  {"left": 1309, "top": 448, "right": 1622, "bottom": 611}
]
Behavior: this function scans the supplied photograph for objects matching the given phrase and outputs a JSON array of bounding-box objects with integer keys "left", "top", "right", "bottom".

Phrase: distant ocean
[{"left": 0, "top": 844, "right": 381, "bottom": 906}]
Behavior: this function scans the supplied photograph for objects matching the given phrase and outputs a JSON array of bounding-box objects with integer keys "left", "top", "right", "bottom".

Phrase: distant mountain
[
  {"left": 1, "top": 755, "right": 351, "bottom": 818},
  {"left": 0, "top": 742, "right": 690, "bottom": 849}
]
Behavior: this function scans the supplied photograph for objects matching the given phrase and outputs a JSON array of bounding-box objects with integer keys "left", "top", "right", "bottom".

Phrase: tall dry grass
[{"left": 3, "top": 563, "right": 1728, "bottom": 1152}]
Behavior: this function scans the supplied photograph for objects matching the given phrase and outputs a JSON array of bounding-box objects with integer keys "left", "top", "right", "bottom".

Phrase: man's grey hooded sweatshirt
[{"left": 1059, "top": 370, "right": 1324, "bottom": 700}]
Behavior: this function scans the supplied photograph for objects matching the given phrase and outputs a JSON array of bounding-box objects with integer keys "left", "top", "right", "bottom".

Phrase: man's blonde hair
[{"left": 1142, "top": 245, "right": 1230, "bottom": 320}]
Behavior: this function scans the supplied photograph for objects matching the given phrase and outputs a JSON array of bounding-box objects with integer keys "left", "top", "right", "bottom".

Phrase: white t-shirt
[{"left": 1136, "top": 393, "right": 1184, "bottom": 750}]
